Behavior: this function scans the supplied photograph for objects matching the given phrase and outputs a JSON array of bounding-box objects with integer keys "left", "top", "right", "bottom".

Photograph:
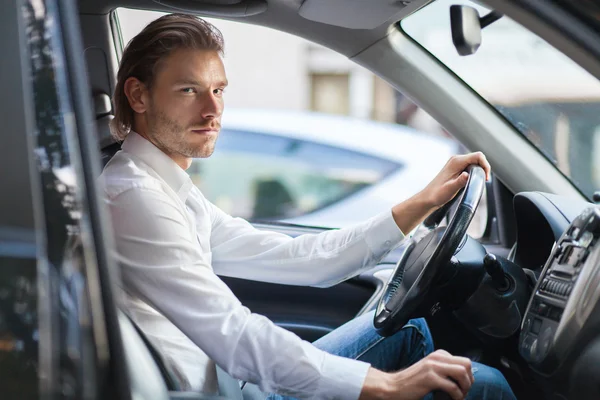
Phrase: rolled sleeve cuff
[
  {"left": 363, "top": 210, "right": 405, "bottom": 256},
  {"left": 317, "top": 353, "right": 371, "bottom": 400}
]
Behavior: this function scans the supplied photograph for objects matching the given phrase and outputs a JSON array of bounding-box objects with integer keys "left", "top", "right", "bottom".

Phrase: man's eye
[
  {"left": 181, "top": 88, "right": 195, "bottom": 94},
  {"left": 213, "top": 88, "right": 225, "bottom": 95}
]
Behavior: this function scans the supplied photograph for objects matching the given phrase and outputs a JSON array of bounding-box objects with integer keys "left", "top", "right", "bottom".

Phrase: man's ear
[{"left": 123, "top": 77, "right": 149, "bottom": 114}]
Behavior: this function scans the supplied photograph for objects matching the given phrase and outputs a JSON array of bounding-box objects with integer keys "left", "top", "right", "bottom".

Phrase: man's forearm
[
  {"left": 359, "top": 368, "right": 393, "bottom": 400},
  {"left": 391, "top": 191, "right": 437, "bottom": 235}
]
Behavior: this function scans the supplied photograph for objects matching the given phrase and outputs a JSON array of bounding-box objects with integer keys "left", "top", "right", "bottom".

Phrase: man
[{"left": 101, "top": 13, "right": 515, "bottom": 400}]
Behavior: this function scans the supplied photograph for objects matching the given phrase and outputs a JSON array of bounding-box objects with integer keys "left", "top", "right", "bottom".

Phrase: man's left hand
[
  {"left": 391, "top": 152, "right": 490, "bottom": 235},
  {"left": 420, "top": 151, "right": 491, "bottom": 210}
]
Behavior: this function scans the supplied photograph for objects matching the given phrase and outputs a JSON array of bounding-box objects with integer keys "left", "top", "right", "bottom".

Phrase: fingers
[
  {"left": 426, "top": 351, "right": 473, "bottom": 399},
  {"left": 473, "top": 152, "right": 491, "bottom": 181},
  {"left": 434, "top": 362, "right": 472, "bottom": 396},
  {"left": 448, "top": 171, "right": 469, "bottom": 193},
  {"left": 386, "top": 350, "right": 474, "bottom": 400},
  {"left": 438, "top": 171, "right": 469, "bottom": 206},
  {"left": 430, "top": 351, "right": 473, "bottom": 382},
  {"left": 450, "top": 152, "right": 491, "bottom": 181},
  {"left": 431, "top": 374, "right": 464, "bottom": 400}
]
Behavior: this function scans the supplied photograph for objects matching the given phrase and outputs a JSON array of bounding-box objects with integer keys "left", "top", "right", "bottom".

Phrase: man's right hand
[{"left": 359, "top": 350, "right": 474, "bottom": 400}]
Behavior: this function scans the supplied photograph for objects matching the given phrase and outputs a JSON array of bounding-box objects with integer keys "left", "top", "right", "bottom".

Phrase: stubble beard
[{"left": 146, "top": 107, "right": 218, "bottom": 160}]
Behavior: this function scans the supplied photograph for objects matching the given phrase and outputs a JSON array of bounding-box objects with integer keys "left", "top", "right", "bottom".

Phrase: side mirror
[{"left": 450, "top": 5, "right": 503, "bottom": 56}]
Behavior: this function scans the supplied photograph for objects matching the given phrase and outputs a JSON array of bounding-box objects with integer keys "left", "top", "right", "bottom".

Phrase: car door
[
  {"left": 0, "top": 1, "right": 190, "bottom": 399},
  {"left": 0, "top": 1, "right": 134, "bottom": 398}
]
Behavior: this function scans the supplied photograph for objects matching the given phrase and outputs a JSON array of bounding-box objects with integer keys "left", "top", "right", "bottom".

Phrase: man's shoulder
[{"left": 98, "top": 151, "right": 165, "bottom": 199}]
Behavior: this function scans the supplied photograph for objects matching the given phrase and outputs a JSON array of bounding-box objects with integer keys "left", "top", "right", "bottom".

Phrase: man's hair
[{"left": 110, "top": 13, "right": 224, "bottom": 141}]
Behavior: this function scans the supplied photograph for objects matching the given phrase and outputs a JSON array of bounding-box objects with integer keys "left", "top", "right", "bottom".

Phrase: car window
[
  {"left": 402, "top": 0, "right": 600, "bottom": 199},
  {"left": 116, "top": 8, "right": 489, "bottom": 238},
  {"left": 188, "top": 129, "right": 402, "bottom": 221}
]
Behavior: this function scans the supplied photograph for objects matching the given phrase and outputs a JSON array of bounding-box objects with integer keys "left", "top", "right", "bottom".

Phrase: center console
[{"left": 519, "top": 206, "right": 600, "bottom": 373}]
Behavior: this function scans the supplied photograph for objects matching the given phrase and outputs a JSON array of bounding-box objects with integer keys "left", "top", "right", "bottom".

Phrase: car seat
[{"left": 94, "top": 92, "right": 122, "bottom": 168}]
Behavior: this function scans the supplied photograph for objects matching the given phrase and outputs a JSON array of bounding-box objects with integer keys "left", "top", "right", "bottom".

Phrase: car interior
[{"left": 4, "top": 0, "right": 600, "bottom": 399}]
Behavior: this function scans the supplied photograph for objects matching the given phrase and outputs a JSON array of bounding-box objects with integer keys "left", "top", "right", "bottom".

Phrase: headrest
[
  {"left": 93, "top": 92, "right": 117, "bottom": 149},
  {"left": 98, "top": 114, "right": 116, "bottom": 149},
  {"left": 94, "top": 92, "right": 112, "bottom": 117}
]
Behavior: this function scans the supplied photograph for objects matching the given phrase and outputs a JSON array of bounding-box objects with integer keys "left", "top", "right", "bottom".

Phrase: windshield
[{"left": 402, "top": 0, "right": 600, "bottom": 199}]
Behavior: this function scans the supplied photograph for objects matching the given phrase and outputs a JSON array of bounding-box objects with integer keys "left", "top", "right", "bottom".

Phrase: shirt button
[{"left": 384, "top": 240, "right": 392, "bottom": 247}]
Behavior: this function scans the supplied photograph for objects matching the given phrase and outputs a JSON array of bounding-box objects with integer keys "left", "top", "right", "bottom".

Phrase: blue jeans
[{"left": 267, "top": 311, "right": 515, "bottom": 399}]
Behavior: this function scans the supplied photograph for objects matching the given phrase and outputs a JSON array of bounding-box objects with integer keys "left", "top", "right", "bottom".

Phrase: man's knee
[
  {"left": 472, "top": 363, "right": 505, "bottom": 384},
  {"left": 404, "top": 318, "right": 429, "bottom": 337},
  {"left": 470, "top": 363, "right": 516, "bottom": 400},
  {"left": 402, "top": 318, "right": 433, "bottom": 350}
]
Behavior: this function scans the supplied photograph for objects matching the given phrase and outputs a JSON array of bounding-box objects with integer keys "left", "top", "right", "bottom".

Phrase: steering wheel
[{"left": 374, "top": 165, "right": 486, "bottom": 336}]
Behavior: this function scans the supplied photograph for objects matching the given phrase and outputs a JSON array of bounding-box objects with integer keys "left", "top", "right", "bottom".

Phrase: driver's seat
[
  {"left": 94, "top": 92, "right": 122, "bottom": 168},
  {"left": 124, "top": 309, "right": 267, "bottom": 399},
  {"left": 101, "top": 140, "right": 122, "bottom": 168}
]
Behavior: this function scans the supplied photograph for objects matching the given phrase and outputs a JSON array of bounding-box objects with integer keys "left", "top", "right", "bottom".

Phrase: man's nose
[{"left": 200, "top": 92, "right": 223, "bottom": 120}]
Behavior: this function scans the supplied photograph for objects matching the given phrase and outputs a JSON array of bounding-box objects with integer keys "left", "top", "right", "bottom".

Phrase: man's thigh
[
  {"left": 312, "top": 311, "right": 434, "bottom": 371},
  {"left": 260, "top": 312, "right": 433, "bottom": 400}
]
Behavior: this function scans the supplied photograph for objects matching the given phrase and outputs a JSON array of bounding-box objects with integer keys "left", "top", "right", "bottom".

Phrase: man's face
[{"left": 144, "top": 49, "right": 227, "bottom": 164}]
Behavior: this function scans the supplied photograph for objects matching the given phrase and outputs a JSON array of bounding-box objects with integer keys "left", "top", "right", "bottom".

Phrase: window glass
[
  {"left": 402, "top": 0, "right": 600, "bottom": 199},
  {"left": 116, "top": 8, "right": 489, "bottom": 238},
  {"left": 188, "top": 129, "right": 401, "bottom": 221}
]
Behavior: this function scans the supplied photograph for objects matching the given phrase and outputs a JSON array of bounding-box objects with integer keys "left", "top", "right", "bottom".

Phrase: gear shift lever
[
  {"left": 454, "top": 253, "right": 530, "bottom": 338},
  {"left": 483, "top": 253, "right": 510, "bottom": 292}
]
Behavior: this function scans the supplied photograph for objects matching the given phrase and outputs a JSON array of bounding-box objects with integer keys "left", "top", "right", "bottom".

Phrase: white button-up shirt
[{"left": 99, "top": 131, "right": 405, "bottom": 399}]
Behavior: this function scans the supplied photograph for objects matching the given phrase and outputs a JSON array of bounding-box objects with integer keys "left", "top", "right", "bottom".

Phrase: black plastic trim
[{"left": 492, "top": 177, "right": 516, "bottom": 247}]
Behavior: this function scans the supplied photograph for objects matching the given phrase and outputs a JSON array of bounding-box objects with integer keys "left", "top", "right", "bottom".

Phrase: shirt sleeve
[
  {"left": 209, "top": 200, "right": 405, "bottom": 287},
  {"left": 107, "top": 187, "right": 371, "bottom": 399}
]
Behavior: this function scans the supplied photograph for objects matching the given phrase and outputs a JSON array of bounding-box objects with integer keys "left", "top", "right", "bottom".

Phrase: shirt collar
[{"left": 121, "top": 131, "right": 193, "bottom": 201}]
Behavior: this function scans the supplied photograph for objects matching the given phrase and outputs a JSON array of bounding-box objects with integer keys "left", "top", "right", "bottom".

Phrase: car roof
[
  {"left": 78, "top": 0, "right": 418, "bottom": 60},
  {"left": 221, "top": 108, "right": 458, "bottom": 163}
]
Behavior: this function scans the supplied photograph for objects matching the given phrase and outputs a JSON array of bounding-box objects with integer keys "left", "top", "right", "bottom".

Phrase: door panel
[{"left": 221, "top": 276, "right": 376, "bottom": 342}]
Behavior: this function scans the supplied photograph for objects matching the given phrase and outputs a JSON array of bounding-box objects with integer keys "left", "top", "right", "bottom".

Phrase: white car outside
[{"left": 187, "top": 108, "right": 461, "bottom": 229}]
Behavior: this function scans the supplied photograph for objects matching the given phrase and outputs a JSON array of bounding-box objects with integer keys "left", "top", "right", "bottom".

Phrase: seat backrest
[
  {"left": 119, "top": 311, "right": 172, "bottom": 400},
  {"left": 125, "top": 313, "right": 182, "bottom": 391},
  {"left": 120, "top": 312, "right": 233, "bottom": 399},
  {"left": 124, "top": 313, "right": 248, "bottom": 399},
  {"left": 93, "top": 92, "right": 122, "bottom": 168},
  {"left": 101, "top": 141, "right": 122, "bottom": 168}
]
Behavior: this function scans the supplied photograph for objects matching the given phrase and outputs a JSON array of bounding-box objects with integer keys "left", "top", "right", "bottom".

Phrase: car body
[
  {"left": 191, "top": 108, "right": 459, "bottom": 228},
  {"left": 3, "top": 0, "right": 600, "bottom": 399}
]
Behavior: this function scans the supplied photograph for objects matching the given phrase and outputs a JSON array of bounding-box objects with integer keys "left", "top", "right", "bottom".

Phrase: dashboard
[
  {"left": 513, "top": 193, "right": 600, "bottom": 399},
  {"left": 512, "top": 192, "right": 591, "bottom": 271},
  {"left": 519, "top": 206, "right": 600, "bottom": 368}
]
